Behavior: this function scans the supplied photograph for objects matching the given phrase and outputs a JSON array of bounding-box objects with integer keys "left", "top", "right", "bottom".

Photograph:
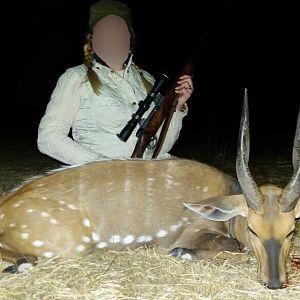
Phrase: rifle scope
[{"left": 117, "top": 73, "right": 170, "bottom": 142}]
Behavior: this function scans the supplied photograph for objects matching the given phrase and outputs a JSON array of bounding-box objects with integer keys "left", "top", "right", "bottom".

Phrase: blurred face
[{"left": 92, "top": 15, "right": 131, "bottom": 70}]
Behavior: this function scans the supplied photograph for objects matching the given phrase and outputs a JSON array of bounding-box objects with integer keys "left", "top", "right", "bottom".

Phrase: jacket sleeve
[{"left": 37, "top": 68, "right": 100, "bottom": 165}]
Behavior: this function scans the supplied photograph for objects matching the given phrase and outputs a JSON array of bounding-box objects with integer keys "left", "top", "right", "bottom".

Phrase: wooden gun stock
[{"left": 131, "top": 62, "right": 195, "bottom": 159}]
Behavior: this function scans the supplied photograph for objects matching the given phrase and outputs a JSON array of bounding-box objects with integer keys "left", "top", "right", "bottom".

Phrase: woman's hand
[{"left": 174, "top": 75, "right": 194, "bottom": 111}]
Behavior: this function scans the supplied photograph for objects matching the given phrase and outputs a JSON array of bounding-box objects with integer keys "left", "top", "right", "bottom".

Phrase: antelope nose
[{"left": 267, "top": 280, "right": 284, "bottom": 290}]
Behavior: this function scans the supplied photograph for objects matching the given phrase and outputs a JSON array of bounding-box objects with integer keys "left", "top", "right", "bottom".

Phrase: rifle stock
[{"left": 131, "top": 62, "right": 195, "bottom": 158}]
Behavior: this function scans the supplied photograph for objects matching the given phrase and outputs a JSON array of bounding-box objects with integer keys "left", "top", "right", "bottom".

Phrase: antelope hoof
[
  {"left": 2, "top": 257, "right": 37, "bottom": 274},
  {"left": 2, "top": 264, "right": 18, "bottom": 274},
  {"left": 169, "top": 247, "right": 195, "bottom": 261}
]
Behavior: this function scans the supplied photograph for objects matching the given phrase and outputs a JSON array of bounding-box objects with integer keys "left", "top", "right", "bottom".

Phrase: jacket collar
[{"left": 93, "top": 53, "right": 133, "bottom": 75}]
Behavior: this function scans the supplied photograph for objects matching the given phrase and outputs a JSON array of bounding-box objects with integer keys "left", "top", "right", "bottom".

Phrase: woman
[{"left": 37, "top": 0, "right": 194, "bottom": 165}]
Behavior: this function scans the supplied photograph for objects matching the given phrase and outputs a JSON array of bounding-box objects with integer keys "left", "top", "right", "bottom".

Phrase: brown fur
[{"left": 0, "top": 159, "right": 238, "bottom": 259}]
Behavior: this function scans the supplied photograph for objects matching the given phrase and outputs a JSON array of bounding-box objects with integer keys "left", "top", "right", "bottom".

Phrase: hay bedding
[
  {"left": 0, "top": 146, "right": 299, "bottom": 299},
  {"left": 0, "top": 226, "right": 299, "bottom": 299}
]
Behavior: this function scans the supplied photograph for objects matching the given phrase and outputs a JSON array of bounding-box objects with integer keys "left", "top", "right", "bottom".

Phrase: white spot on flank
[
  {"left": 42, "top": 197, "right": 48, "bottom": 200},
  {"left": 32, "top": 240, "right": 44, "bottom": 247},
  {"left": 20, "top": 233, "right": 29, "bottom": 239},
  {"left": 124, "top": 179, "right": 132, "bottom": 192},
  {"left": 156, "top": 229, "right": 168, "bottom": 237},
  {"left": 43, "top": 251, "right": 54, "bottom": 258},
  {"left": 13, "top": 203, "right": 21, "bottom": 208},
  {"left": 26, "top": 208, "right": 34, "bottom": 213},
  {"left": 76, "top": 245, "right": 85, "bottom": 252},
  {"left": 137, "top": 235, "right": 153, "bottom": 243},
  {"left": 96, "top": 242, "right": 108, "bottom": 249},
  {"left": 68, "top": 204, "right": 77, "bottom": 210},
  {"left": 165, "top": 178, "right": 173, "bottom": 189},
  {"left": 0, "top": 213, "right": 5, "bottom": 220},
  {"left": 92, "top": 232, "right": 100, "bottom": 242},
  {"left": 203, "top": 186, "right": 208, "bottom": 192},
  {"left": 122, "top": 235, "right": 135, "bottom": 244},
  {"left": 50, "top": 218, "right": 59, "bottom": 224},
  {"left": 41, "top": 212, "right": 49, "bottom": 218},
  {"left": 37, "top": 184, "right": 44, "bottom": 187},
  {"left": 8, "top": 223, "right": 16, "bottom": 228},
  {"left": 169, "top": 222, "right": 183, "bottom": 231},
  {"left": 82, "top": 236, "right": 91, "bottom": 243},
  {"left": 83, "top": 219, "right": 90, "bottom": 227},
  {"left": 109, "top": 235, "right": 121, "bottom": 243},
  {"left": 58, "top": 200, "right": 65, "bottom": 205}
]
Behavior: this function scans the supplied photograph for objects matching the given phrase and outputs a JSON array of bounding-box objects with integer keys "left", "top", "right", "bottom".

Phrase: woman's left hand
[{"left": 174, "top": 75, "right": 194, "bottom": 111}]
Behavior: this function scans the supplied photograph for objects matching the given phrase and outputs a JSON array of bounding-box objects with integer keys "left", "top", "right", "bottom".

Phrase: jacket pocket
[{"left": 92, "top": 97, "right": 127, "bottom": 134}]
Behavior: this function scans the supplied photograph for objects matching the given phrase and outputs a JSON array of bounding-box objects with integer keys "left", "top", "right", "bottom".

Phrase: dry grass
[{"left": 0, "top": 232, "right": 299, "bottom": 300}]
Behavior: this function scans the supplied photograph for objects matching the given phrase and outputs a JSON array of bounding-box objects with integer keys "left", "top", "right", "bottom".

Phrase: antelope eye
[
  {"left": 286, "top": 229, "right": 295, "bottom": 238},
  {"left": 248, "top": 226, "right": 258, "bottom": 237}
]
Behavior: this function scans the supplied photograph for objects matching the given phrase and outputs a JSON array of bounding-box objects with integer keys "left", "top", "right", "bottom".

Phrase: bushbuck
[{"left": 0, "top": 91, "right": 299, "bottom": 289}]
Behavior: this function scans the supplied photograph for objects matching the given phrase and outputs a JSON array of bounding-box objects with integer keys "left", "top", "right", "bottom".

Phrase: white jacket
[{"left": 37, "top": 57, "right": 187, "bottom": 165}]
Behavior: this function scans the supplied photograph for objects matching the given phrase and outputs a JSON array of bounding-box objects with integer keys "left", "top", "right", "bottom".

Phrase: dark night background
[{"left": 1, "top": 0, "right": 298, "bottom": 165}]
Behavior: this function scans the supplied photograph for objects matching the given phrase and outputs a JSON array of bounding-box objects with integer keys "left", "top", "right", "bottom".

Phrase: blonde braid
[
  {"left": 132, "top": 63, "right": 153, "bottom": 93},
  {"left": 140, "top": 71, "right": 154, "bottom": 93},
  {"left": 83, "top": 33, "right": 101, "bottom": 95}
]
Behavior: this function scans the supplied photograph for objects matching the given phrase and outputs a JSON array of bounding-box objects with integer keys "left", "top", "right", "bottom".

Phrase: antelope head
[
  {"left": 183, "top": 90, "right": 299, "bottom": 289},
  {"left": 235, "top": 90, "right": 300, "bottom": 289}
]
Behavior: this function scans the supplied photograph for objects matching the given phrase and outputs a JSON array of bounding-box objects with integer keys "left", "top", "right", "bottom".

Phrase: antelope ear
[
  {"left": 183, "top": 194, "right": 248, "bottom": 222},
  {"left": 295, "top": 198, "right": 300, "bottom": 219}
]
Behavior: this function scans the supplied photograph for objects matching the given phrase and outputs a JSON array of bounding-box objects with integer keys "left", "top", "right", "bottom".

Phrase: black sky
[{"left": 2, "top": 0, "right": 298, "bottom": 158}]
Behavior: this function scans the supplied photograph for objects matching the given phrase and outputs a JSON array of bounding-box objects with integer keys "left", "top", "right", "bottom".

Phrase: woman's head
[
  {"left": 89, "top": 0, "right": 134, "bottom": 69},
  {"left": 92, "top": 15, "right": 131, "bottom": 70},
  {"left": 84, "top": 1, "right": 138, "bottom": 94}
]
